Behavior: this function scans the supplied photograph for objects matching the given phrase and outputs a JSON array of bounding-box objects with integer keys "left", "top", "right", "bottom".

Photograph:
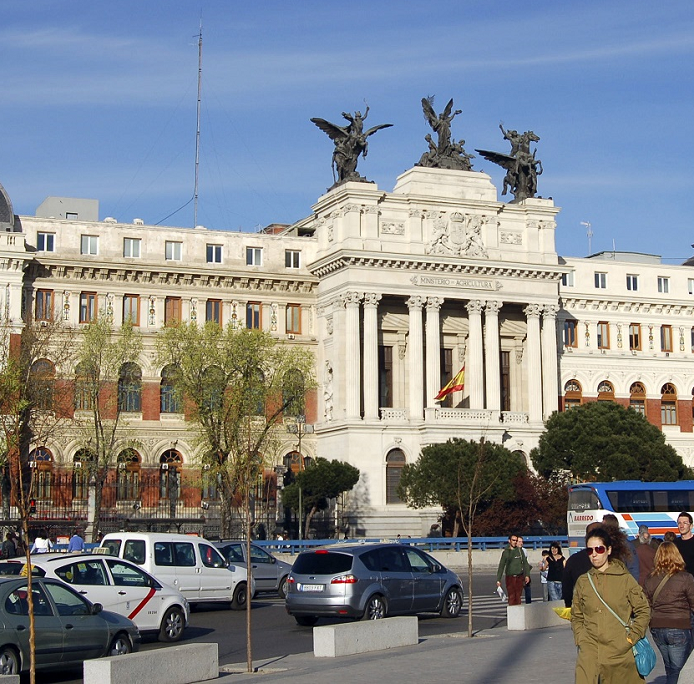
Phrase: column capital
[
  {"left": 466, "top": 299, "right": 485, "bottom": 315},
  {"left": 523, "top": 303, "right": 543, "bottom": 319},
  {"left": 485, "top": 300, "right": 502, "bottom": 316},
  {"left": 426, "top": 296, "right": 444, "bottom": 311},
  {"left": 542, "top": 304, "right": 559, "bottom": 319},
  {"left": 340, "top": 291, "right": 363, "bottom": 307},
  {"left": 363, "top": 292, "right": 382, "bottom": 308},
  {"left": 406, "top": 295, "right": 425, "bottom": 311}
]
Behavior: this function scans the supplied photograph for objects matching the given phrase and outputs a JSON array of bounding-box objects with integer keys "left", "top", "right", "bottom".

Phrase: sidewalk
[{"left": 212, "top": 621, "right": 665, "bottom": 684}]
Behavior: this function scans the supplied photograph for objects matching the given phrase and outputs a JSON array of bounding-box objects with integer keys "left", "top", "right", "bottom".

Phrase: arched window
[
  {"left": 597, "top": 380, "right": 615, "bottom": 401},
  {"left": 630, "top": 382, "right": 646, "bottom": 415},
  {"left": 160, "top": 365, "right": 181, "bottom": 414},
  {"left": 72, "top": 448, "right": 95, "bottom": 500},
  {"left": 116, "top": 449, "right": 141, "bottom": 500},
  {"left": 29, "top": 359, "right": 55, "bottom": 410},
  {"left": 282, "top": 369, "right": 305, "bottom": 418},
  {"left": 29, "top": 448, "right": 53, "bottom": 500},
  {"left": 159, "top": 450, "right": 182, "bottom": 499},
  {"left": 74, "top": 362, "right": 94, "bottom": 411},
  {"left": 564, "top": 379, "right": 582, "bottom": 410},
  {"left": 118, "top": 363, "right": 142, "bottom": 412},
  {"left": 661, "top": 383, "right": 678, "bottom": 425},
  {"left": 386, "top": 449, "right": 406, "bottom": 504}
]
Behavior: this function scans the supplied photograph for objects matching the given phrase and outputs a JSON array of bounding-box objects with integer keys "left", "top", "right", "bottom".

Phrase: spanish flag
[{"left": 435, "top": 366, "right": 465, "bottom": 401}]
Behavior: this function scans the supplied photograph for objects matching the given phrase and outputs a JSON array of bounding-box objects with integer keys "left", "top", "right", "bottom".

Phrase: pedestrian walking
[
  {"left": 539, "top": 549, "right": 550, "bottom": 601},
  {"left": 496, "top": 533, "right": 531, "bottom": 606},
  {"left": 563, "top": 522, "right": 599, "bottom": 608},
  {"left": 67, "top": 529, "right": 85, "bottom": 552},
  {"left": 546, "top": 541, "right": 565, "bottom": 601},
  {"left": 1, "top": 532, "right": 16, "bottom": 559},
  {"left": 643, "top": 542, "right": 694, "bottom": 684},
  {"left": 635, "top": 524, "right": 659, "bottom": 587},
  {"left": 517, "top": 536, "right": 532, "bottom": 604},
  {"left": 571, "top": 525, "right": 651, "bottom": 684},
  {"left": 30, "top": 530, "right": 52, "bottom": 554}
]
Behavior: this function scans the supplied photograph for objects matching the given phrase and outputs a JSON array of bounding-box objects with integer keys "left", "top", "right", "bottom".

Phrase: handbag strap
[
  {"left": 587, "top": 572, "right": 629, "bottom": 631},
  {"left": 651, "top": 574, "right": 670, "bottom": 605}
]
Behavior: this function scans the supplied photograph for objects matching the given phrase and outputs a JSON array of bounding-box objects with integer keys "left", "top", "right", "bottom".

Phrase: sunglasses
[{"left": 586, "top": 545, "right": 607, "bottom": 555}]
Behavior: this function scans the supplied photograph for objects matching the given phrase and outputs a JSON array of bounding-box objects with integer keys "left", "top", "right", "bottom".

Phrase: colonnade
[{"left": 337, "top": 292, "right": 559, "bottom": 423}]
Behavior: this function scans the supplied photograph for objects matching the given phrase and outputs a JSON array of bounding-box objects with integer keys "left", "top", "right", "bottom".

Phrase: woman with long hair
[
  {"left": 643, "top": 542, "right": 694, "bottom": 683},
  {"left": 546, "top": 541, "right": 565, "bottom": 601},
  {"left": 571, "top": 525, "right": 650, "bottom": 683}
]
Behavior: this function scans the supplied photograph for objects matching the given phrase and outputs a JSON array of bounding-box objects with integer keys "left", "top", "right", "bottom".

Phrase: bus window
[
  {"left": 607, "top": 490, "right": 651, "bottom": 512},
  {"left": 567, "top": 489, "right": 601, "bottom": 511},
  {"left": 668, "top": 490, "right": 694, "bottom": 511},
  {"left": 653, "top": 490, "right": 670, "bottom": 512}
]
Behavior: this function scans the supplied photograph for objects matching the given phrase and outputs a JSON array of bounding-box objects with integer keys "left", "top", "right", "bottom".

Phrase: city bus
[{"left": 567, "top": 481, "right": 694, "bottom": 551}]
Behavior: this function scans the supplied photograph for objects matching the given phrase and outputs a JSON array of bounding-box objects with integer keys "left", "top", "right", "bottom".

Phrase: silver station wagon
[{"left": 285, "top": 543, "right": 464, "bottom": 626}]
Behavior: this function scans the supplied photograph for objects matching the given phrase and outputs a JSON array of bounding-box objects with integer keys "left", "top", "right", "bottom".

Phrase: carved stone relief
[{"left": 426, "top": 212, "right": 490, "bottom": 258}]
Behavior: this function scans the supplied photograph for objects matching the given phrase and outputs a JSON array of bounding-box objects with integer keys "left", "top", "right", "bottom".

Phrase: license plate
[{"left": 299, "top": 584, "right": 324, "bottom": 592}]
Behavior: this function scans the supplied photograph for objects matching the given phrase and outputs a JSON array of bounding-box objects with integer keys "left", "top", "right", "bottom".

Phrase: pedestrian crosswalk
[{"left": 464, "top": 592, "right": 511, "bottom": 619}]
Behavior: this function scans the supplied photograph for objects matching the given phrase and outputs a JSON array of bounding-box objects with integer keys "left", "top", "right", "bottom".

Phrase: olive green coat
[{"left": 571, "top": 559, "right": 650, "bottom": 684}]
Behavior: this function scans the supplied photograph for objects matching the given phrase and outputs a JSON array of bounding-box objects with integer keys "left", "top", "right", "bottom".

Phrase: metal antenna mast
[
  {"left": 194, "top": 21, "right": 202, "bottom": 228},
  {"left": 581, "top": 221, "right": 593, "bottom": 255}
]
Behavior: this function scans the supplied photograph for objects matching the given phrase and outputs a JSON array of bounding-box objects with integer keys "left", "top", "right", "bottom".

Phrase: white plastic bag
[{"left": 496, "top": 586, "right": 507, "bottom": 602}]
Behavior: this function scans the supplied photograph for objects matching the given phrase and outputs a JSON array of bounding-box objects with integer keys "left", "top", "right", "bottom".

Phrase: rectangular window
[
  {"left": 164, "top": 297, "right": 182, "bottom": 325},
  {"left": 563, "top": 320, "right": 578, "bottom": 348},
  {"left": 630, "top": 400, "right": 645, "bottom": 415},
  {"left": 689, "top": 279, "right": 694, "bottom": 296},
  {"left": 286, "top": 304, "right": 301, "bottom": 334},
  {"left": 561, "top": 271, "right": 574, "bottom": 287},
  {"left": 246, "top": 247, "right": 262, "bottom": 266},
  {"left": 206, "top": 244, "right": 222, "bottom": 263},
  {"left": 629, "top": 323, "right": 641, "bottom": 351},
  {"left": 661, "top": 324, "right": 673, "bottom": 352},
  {"left": 594, "top": 272, "right": 607, "bottom": 289},
  {"left": 123, "top": 238, "right": 141, "bottom": 258},
  {"left": 35, "top": 289, "right": 53, "bottom": 322},
  {"left": 285, "top": 250, "right": 301, "bottom": 269},
  {"left": 37, "top": 232, "right": 55, "bottom": 252},
  {"left": 439, "top": 348, "right": 453, "bottom": 408},
  {"left": 597, "top": 322, "right": 610, "bottom": 349},
  {"left": 500, "top": 350, "right": 510, "bottom": 412},
  {"left": 246, "top": 302, "right": 261, "bottom": 329},
  {"left": 626, "top": 274, "right": 639, "bottom": 291},
  {"left": 662, "top": 402, "right": 678, "bottom": 425},
  {"left": 165, "top": 241, "right": 182, "bottom": 261},
  {"left": 79, "top": 292, "right": 97, "bottom": 323},
  {"left": 378, "top": 345, "right": 393, "bottom": 408},
  {"left": 658, "top": 277, "right": 670, "bottom": 294},
  {"left": 123, "top": 295, "right": 140, "bottom": 325},
  {"left": 206, "top": 299, "right": 222, "bottom": 325},
  {"left": 80, "top": 235, "right": 98, "bottom": 256}
]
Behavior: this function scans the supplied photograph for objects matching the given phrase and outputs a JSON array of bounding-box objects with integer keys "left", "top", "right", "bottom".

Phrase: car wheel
[
  {"left": 109, "top": 633, "right": 133, "bottom": 656},
  {"left": 230, "top": 582, "right": 247, "bottom": 610},
  {"left": 0, "top": 646, "right": 19, "bottom": 675},
  {"left": 295, "top": 615, "right": 318, "bottom": 626},
  {"left": 159, "top": 606, "right": 185, "bottom": 642},
  {"left": 277, "top": 575, "right": 288, "bottom": 600},
  {"left": 441, "top": 587, "right": 463, "bottom": 618},
  {"left": 362, "top": 594, "right": 387, "bottom": 620}
]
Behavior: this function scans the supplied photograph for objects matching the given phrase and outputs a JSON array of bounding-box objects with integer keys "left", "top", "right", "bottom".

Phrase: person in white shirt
[{"left": 30, "top": 531, "right": 52, "bottom": 554}]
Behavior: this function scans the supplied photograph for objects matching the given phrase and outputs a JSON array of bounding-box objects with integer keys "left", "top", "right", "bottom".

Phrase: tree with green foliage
[
  {"left": 281, "top": 457, "right": 360, "bottom": 537},
  {"left": 73, "top": 317, "right": 142, "bottom": 541},
  {"left": 398, "top": 438, "right": 525, "bottom": 637},
  {"left": 531, "top": 401, "right": 691, "bottom": 482}
]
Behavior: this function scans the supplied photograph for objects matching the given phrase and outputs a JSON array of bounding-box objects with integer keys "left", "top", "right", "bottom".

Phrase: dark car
[
  {"left": 0, "top": 576, "right": 140, "bottom": 674},
  {"left": 214, "top": 542, "right": 292, "bottom": 599},
  {"left": 285, "top": 543, "right": 464, "bottom": 626}
]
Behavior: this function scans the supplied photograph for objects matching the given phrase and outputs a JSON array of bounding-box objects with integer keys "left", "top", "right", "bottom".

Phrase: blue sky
[{"left": 2, "top": 1, "right": 693, "bottom": 261}]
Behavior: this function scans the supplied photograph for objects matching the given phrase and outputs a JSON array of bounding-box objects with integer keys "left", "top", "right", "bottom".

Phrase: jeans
[
  {"left": 547, "top": 581, "right": 562, "bottom": 601},
  {"left": 651, "top": 628, "right": 693, "bottom": 684}
]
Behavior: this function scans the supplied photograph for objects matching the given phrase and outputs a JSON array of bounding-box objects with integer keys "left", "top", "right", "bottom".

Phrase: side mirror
[{"left": 91, "top": 602, "right": 103, "bottom": 615}]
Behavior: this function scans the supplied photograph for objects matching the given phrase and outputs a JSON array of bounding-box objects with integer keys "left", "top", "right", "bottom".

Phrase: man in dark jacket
[
  {"left": 496, "top": 533, "right": 531, "bottom": 605},
  {"left": 563, "top": 521, "right": 599, "bottom": 607}
]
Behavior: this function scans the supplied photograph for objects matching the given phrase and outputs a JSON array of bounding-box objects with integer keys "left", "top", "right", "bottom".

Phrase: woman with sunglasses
[
  {"left": 571, "top": 525, "right": 650, "bottom": 684},
  {"left": 643, "top": 542, "right": 694, "bottom": 684}
]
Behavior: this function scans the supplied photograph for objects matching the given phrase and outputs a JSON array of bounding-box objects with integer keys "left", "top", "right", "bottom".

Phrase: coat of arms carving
[{"left": 426, "top": 212, "right": 489, "bottom": 258}]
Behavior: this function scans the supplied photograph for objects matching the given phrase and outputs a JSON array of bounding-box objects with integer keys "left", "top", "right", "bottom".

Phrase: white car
[{"left": 7, "top": 553, "right": 189, "bottom": 642}]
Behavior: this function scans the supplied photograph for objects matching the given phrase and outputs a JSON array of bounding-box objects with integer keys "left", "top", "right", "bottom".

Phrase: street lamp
[{"left": 287, "top": 415, "right": 313, "bottom": 539}]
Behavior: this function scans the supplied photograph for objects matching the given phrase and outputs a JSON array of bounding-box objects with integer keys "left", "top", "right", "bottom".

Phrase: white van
[{"left": 99, "top": 532, "right": 252, "bottom": 610}]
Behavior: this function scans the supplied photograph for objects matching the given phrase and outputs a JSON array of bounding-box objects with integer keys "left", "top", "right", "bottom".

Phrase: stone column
[
  {"left": 542, "top": 305, "right": 560, "bottom": 420},
  {"left": 363, "top": 293, "right": 381, "bottom": 420},
  {"left": 425, "top": 297, "right": 443, "bottom": 408},
  {"left": 342, "top": 292, "right": 363, "bottom": 419},
  {"left": 484, "top": 301, "right": 502, "bottom": 412},
  {"left": 466, "top": 300, "right": 485, "bottom": 410},
  {"left": 407, "top": 296, "right": 425, "bottom": 420},
  {"left": 524, "top": 304, "right": 543, "bottom": 422}
]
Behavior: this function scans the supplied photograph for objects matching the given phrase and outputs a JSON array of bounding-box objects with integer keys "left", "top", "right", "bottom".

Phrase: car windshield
[{"left": 292, "top": 551, "right": 353, "bottom": 575}]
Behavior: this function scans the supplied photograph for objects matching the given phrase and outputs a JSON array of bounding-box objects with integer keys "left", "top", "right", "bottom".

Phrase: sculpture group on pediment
[
  {"left": 310, "top": 99, "right": 543, "bottom": 200},
  {"left": 426, "top": 212, "right": 489, "bottom": 259}
]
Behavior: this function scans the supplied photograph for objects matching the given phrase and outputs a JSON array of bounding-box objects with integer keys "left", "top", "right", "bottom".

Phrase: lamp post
[{"left": 287, "top": 415, "right": 313, "bottom": 539}]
